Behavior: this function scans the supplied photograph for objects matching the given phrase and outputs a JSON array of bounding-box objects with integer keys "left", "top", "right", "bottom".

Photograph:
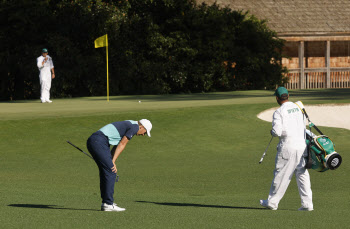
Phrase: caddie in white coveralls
[
  {"left": 260, "top": 87, "right": 313, "bottom": 211},
  {"left": 37, "top": 48, "right": 55, "bottom": 103}
]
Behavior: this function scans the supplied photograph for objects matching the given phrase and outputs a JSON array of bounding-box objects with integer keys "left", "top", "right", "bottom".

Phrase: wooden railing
[
  {"left": 284, "top": 68, "right": 350, "bottom": 89},
  {"left": 331, "top": 71, "right": 350, "bottom": 88},
  {"left": 284, "top": 72, "right": 300, "bottom": 89},
  {"left": 306, "top": 72, "right": 326, "bottom": 89}
]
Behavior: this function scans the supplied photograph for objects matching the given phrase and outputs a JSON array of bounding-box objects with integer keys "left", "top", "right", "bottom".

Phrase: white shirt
[
  {"left": 37, "top": 55, "right": 54, "bottom": 73},
  {"left": 271, "top": 101, "right": 306, "bottom": 145}
]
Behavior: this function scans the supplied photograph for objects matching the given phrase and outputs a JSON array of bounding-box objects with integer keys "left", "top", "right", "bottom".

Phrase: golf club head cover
[
  {"left": 295, "top": 100, "right": 311, "bottom": 121},
  {"left": 295, "top": 101, "right": 305, "bottom": 112}
]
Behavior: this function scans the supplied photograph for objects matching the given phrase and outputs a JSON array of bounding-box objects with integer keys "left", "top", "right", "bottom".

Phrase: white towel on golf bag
[{"left": 267, "top": 102, "right": 313, "bottom": 209}]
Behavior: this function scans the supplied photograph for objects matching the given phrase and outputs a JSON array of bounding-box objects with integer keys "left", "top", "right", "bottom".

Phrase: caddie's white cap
[{"left": 139, "top": 119, "right": 152, "bottom": 137}]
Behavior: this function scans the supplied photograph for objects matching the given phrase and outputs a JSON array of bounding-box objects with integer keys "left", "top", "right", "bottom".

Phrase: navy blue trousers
[{"left": 87, "top": 131, "right": 116, "bottom": 205}]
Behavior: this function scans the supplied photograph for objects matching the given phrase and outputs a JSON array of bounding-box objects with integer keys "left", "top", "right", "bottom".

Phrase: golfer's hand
[
  {"left": 111, "top": 162, "right": 117, "bottom": 173},
  {"left": 52, "top": 73, "right": 55, "bottom": 79}
]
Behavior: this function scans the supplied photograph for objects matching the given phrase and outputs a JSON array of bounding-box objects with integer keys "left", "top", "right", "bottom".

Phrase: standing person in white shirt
[
  {"left": 260, "top": 87, "right": 313, "bottom": 211},
  {"left": 37, "top": 48, "right": 55, "bottom": 103}
]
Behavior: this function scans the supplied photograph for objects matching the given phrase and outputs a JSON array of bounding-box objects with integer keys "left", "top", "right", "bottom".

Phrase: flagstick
[{"left": 106, "top": 34, "right": 109, "bottom": 102}]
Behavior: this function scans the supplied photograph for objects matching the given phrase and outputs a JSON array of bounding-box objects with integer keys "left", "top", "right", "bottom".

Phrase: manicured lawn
[{"left": 1, "top": 89, "right": 349, "bottom": 228}]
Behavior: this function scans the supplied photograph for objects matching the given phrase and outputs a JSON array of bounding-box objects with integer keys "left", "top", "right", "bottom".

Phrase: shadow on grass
[
  {"left": 135, "top": 201, "right": 266, "bottom": 210},
  {"left": 8, "top": 204, "right": 99, "bottom": 211},
  {"left": 291, "top": 89, "right": 350, "bottom": 98}
]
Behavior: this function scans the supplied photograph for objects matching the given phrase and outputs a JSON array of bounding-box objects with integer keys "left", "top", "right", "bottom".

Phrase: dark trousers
[{"left": 87, "top": 131, "right": 116, "bottom": 205}]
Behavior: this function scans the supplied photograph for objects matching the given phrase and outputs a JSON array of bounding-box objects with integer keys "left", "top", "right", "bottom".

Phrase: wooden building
[{"left": 197, "top": 0, "right": 350, "bottom": 89}]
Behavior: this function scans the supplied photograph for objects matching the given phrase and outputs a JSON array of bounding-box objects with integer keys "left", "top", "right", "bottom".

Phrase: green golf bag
[
  {"left": 295, "top": 101, "right": 343, "bottom": 172},
  {"left": 305, "top": 134, "right": 342, "bottom": 172}
]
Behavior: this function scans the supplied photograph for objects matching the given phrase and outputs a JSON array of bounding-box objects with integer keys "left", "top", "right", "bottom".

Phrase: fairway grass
[{"left": 1, "top": 89, "right": 349, "bottom": 228}]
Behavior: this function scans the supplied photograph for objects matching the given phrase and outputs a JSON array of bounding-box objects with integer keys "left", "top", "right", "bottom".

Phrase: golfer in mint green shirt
[{"left": 87, "top": 119, "right": 152, "bottom": 212}]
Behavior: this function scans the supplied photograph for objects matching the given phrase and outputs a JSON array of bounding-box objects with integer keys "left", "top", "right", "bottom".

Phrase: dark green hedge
[{"left": 0, "top": 0, "right": 287, "bottom": 100}]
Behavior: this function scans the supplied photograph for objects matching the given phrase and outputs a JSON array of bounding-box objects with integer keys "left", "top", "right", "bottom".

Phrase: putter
[
  {"left": 66, "top": 140, "right": 119, "bottom": 182},
  {"left": 259, "top": 136, "right": 274, "bottom": 164}
]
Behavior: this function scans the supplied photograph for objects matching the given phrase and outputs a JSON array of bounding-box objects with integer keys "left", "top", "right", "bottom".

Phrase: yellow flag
[
  {"left": 94, "top": 34, "right": 110, "bottom": 101},
  {"left": 94, "top": 34, "right": 108, "bottom": 48}
]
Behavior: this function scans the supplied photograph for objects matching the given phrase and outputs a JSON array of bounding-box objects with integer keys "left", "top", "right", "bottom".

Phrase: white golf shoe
[
  {"left": 101, "top": 203, "right": 126, "bottom": 212},
  {"left": 298, "top": 206, "right": 314, "bottom": 211},
  {"left": 46, "top": 100, "right": 53, "bottom": 103},
  {"left": 260, "top": 199, "right": 277, "bottom": 210}
]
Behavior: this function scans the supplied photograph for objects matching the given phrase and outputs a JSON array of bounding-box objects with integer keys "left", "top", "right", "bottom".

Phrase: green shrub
[{"left": 0, "top": 0, "right": 287, "bottom": 100}]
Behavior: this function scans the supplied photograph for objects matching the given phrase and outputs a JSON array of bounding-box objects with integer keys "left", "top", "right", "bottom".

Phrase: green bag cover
[
  {"left": 315, "top": 136, "right": 336, "bottom": 154},
  {"left": 306, "top": 135, "right": 342, "bottom": 172}
]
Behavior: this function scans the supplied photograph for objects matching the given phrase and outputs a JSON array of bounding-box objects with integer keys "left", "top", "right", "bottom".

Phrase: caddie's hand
[{"left": 111, "top": 162, "right": 117, "bottom": 173}]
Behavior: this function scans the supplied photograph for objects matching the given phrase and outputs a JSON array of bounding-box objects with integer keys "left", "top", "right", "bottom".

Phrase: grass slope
[{"left": 0, "top": 89, "right": 349, "bottom": 228}]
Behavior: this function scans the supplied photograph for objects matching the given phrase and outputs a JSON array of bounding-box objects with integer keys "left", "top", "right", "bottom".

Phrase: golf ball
[{"left": 139, "top": 101, "right": 141, "bottom": 103}]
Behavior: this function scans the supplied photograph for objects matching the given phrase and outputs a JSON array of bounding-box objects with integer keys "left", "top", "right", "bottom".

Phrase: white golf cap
[{"left": 139, "top": 119, "right": 152, "bottom": 137}]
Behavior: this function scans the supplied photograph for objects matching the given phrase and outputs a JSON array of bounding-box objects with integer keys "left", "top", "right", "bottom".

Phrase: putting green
[
  {"left": 2, "top": 88, "right": 350, "bottom": 120},
  {"left": 0, "top": 89, "right": 349, "bottom": 228}
]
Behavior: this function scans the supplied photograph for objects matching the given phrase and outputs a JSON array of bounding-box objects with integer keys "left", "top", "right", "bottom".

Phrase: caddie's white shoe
[
  {"left": 46, "top": 100, "right": 53, "bottom": 103},
  {"left": 298, "top": 206, "right": 313, "bottom": 211},
  {"left": 101, "top": 203, "right": 126, "bottom": 212},
  {"left": 260, "top": 199, "right": 277, "bottom": 210}
]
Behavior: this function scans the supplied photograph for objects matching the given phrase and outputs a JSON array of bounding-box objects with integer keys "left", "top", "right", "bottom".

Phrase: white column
[
  {"left": 299, "top": 41, "right": 305, "bottom": 89},
  {"left": 325, "top": 41, "right": 331, "bottom": 88}
]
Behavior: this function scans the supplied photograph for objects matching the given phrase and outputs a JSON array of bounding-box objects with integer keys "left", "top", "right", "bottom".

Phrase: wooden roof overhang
[{"left": 278, "top": 32, "right": 350, "bottom": 42}]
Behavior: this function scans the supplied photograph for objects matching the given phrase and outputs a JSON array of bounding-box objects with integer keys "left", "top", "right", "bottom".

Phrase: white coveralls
[
  {"left": 37, "top": 55, "right": 54, "bottom": 102},
  {"left": 267, "top": 101, "right": 313, "bottom": 209}
]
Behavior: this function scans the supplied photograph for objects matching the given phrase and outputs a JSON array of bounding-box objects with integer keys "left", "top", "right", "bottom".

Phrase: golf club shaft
[
  {"left": 66, "top": 140, "right": 94, "bottom": 160},
  {"left": 303, "top": 108, "right": 324, "bottom": 135},
  {"left": 259, "top": 136, "right": 274, "bottom": 164},
  {"left": 66, "top": 140, "right": 119, "bottom": 182}
]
